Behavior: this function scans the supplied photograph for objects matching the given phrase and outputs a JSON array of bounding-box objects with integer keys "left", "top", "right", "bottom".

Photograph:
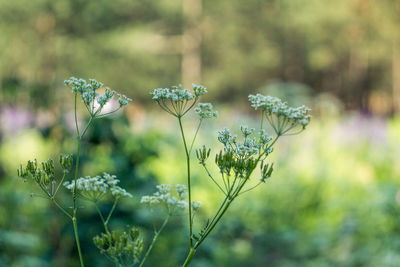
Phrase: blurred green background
[{"left": 1, "top": 0, "right": 400, "bottom": 266}]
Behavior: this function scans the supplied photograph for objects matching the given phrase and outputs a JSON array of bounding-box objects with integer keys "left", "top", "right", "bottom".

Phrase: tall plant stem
[
  {"left": 72, "top": 211, "right": 85, "bottom": 267},
  {"left": 182, "top": 141, "right": 282, "bottom": 266},
  {"left": 95, "top": 203, "right": 119, "bottom": 267},
  {"left": 73, "top": 137, "right": 81, "bottom": 209},
  {"left": 139, "top": 215, "right": 170, "bottom": 267},
  {"left": 182, "top": 248, "right": 196, "bottom": 267},
  {"left": 177, "top": 116, "right": 193, "bottom": 247},
  {"left": 71, "top": 94, "right": 94, "bottom": 267},
  {"left": 189, "top": 119, "right": 202, "bottom": 154}
]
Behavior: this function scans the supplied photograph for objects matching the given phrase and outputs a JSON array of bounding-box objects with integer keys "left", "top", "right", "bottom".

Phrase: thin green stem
[
  {"left": 95, "top": 202, "right": 120, "bottom": 266},
  {"left": 177, "top": 116, "right": 193, "bottom": 247},
  {"left": 189, "top": 119, "right": 203, "bottom": 154},
  {"left": 97, "top": 107, "right": 122, "bottom": 118},
  {"left": 202, "top": 164, "right": 226, "bottom": 196},
  {"left": 51, "top": 198, "right": 73, "bottom": 220},
  {"left": 74, "top": 93, "right": 80, "bottom": 136},
  {"left": 194, "top": 199, "right": 232, "bottom": 249},
  {"left": 72, "top": 95, "right": 94, "bottom": 267},
  {"left": 54, "top": 171, "right": 67, "bottom": 197},
  {"left": 260, "top": 110, "right": 264, "bottom": 131},
  {"left": 181, "top": 98, "right": 198, "bottom": 116},
  {"left": 105, "top": 198, "right": 119, "bottom": 225},
  {"left": 73, "top": 137, "right": 81, "bottom": 210},
  {"left": 239, "top": 181, "right": 263, "bottom": 196},
  {"left": 95, "top": 203, "right": 109, "bottom": 233},
  {"left": 182, "top": 248, "right": 196, "bottom": 267},
  {"left": 139, "top": 215, "right": 170, "bottom": 267},
  {"left": 72, "top": 213, "right": 85, "bottom": 267},
  {"left": 80, "top": 117, "right": 93, "bottom": 139},
  {"left": 183, "top": 131, "right": 282, "bottom": 266}
]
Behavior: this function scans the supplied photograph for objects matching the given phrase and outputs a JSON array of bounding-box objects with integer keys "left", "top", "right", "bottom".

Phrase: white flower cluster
[
  {"left": 150, "top": 83, "right": 209, "bottom": 117},
  {"left": 191, "top": 201, "right": 202, "bottom": 211},
  {"left": 64, "top": 77, "right": 132, "bottom": 116},
  {"left": 217, "top": 128, "right": 237, "bottom": 146},
  {"left": 63, "top": 173, "right": 132, "bottom": 201},
  {"left": 248, "top": 94, "right": 311, "bottom": 128},
  {"left": 195, "top": 103, "right": 218, "bottom": 119},
  {"left": 141, "top": 184, "right": 202, "bottom": 213},
  {"left": 151, "top": 85, "right": 194, "bottom": 102},
  {"left": 217, "top": 126, "right": 273, "bottom": 157},
  {"left": 240, "top": 125, "right": 254, "bottom": 137},
  {"left": 141, "top": 184, "right": 187, "bottom": 210},
  {"left": 192, "top": 84, "right": 208, "bottom": 96}
]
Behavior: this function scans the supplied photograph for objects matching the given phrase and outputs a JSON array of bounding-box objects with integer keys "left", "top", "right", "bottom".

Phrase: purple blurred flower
[{"left": 0, "top": 107, "right": 33, "bottom": 134}]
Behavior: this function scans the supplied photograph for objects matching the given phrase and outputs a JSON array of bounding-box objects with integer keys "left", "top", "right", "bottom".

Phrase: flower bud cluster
[
  {"left": 215, "top": 151, "right": 257, "bottom": 178},
  {"left": 59, "top": 154, "right": 73, "bottom": 172},
  {"left": 260, "top": 161, "right": 274, "bottom": 182},
  {"left": 63, "top": 173, "right": 132, "bottom": 201},
  {"left": 150, "top": 84, "right": 208, "bottom": 117},
  {"left": 217, "top": 126, "right": 273, "bottom": 158},
  {"left": 196, "top": 146, "right": 211, "bottom": 165},
  {"left": 93, "top": 227, "right": 143, "bottom": 263},
  {"left": 64, "top": 77, "right": 131, "bottom": 117},
  {"left": 195, "top": 103, "right": 218, "bottom": 119},
  {"left": 18, "top": 159, "right": 55, "bottom": 187},
  {"left": 213, "top": 126, "right": 273, "bottom": 178},
  {"left": 248, "top": 94, "right": 311, "bottom": 133}
]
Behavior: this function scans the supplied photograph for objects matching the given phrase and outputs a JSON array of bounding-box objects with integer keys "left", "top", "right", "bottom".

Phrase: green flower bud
[
  {"left": 260, "top": 161, "right": 274, "bottom": 182},
  {"left": 26, "top": 159, "right": 38, "bottom": 175},
  {"left": 93, "top": 227, "right": 143, "bottom": 265},
  {"left": 129, "top": 227, "right": 140, "bottom": 240},
  {"left": 196, "top": 146, "right": 211, "bottom": 165},
  {"left": 40, "top": 170, "right": 51, "bottom": 185},
  {"left": 17, "top": 165, "right": 28, "bottom": 178},
  {"left": 59, "top": 154, "right": 73, "bottom": 171},
  {"left": 41, "top": 159, "right": 55, "bottom": 177}
]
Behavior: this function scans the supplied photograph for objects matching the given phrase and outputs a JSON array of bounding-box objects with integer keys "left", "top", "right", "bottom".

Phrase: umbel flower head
[
  {"left": 141, "top": 184, "right": 202, "bottom": 214},
  {"left": 64, "top": 77, "right": 132, "bottom": 117},
  {"left": 213, "top": 126, "right": 273, "bottom": 179},
  {"left": 197, "top": 125, "right": 274, "bottom": 196},
  {"left": 93, "top": 226, "right": 143, "bottom": 264},
  {"left": 18, "top": 159, "right": 55, "bottom": 186},
  {"left": 150, "top": 84, "right": 208, "bottom": 117},
  {"left": 63, "top": 173, "right": 132, "bottom": 202},
  {"left": 248, "top": 94, "right": 311, "bottom": 135},
  {"left": 195, "top": 103, "right": 218, "bottom": 119},
  {"left": 17, "top": 157, "right": 72, "bottom": 197}
]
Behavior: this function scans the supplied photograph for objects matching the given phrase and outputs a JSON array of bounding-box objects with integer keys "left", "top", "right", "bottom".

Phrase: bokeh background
[{"left": 1, "top": 0, "right": 400, "bottom": 266}]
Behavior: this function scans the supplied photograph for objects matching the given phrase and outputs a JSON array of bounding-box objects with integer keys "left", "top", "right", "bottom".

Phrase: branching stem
[
  {"left": 139, "top": 215, "right": 170, "bottom": 267},
  {"left": 177, "top": 116, "right": 193, "bottom": 248}
]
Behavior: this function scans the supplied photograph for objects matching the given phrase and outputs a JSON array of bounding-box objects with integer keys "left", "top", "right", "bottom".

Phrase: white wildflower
[
  {"left": 150, "top": 83, "right": 209, "bottom": 117},
  {"left": 64, "top": 77, "right": 131, "bottom": 117},
  {"left": 192, "top": 84, "right": 207, "bottom": 97},
  {"left": 248, "top": 94, "right": 311, "bottom": 134},
  {"left": 191, "top": 201, "right": 202, "bottom": 211},
  {"left": 195, "top": 103, "right": 218, "bottom": 119},
  {"left": 141, "top": 184, "right": 197, "bottom": 214},
  {"left": 63, "top": 173, "right": 131, "bottom": 201}
]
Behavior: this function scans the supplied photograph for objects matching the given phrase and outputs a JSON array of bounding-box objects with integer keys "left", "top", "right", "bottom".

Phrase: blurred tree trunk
[
  {"left": 393, "top": 43, "right": 400, "bottom": 113},
  {"left": 182, "top": 0, "right": 202, "bottom": 86}
]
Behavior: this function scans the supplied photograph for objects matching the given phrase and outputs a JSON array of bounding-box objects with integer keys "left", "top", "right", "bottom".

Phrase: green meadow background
[{"left": 1, "top": 0, "right": 400, "bottom": 266}]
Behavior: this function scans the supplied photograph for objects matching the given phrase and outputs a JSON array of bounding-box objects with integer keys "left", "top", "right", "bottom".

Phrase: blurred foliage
[
  {"left": 0, "top": 110, "right": 399, "bottom": 266},
  {"left": 1, "top": 0, "right": 400, "bottom": 266},
  {"left": 0, "top": 0, "right": 400, "bottom": 112}
]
